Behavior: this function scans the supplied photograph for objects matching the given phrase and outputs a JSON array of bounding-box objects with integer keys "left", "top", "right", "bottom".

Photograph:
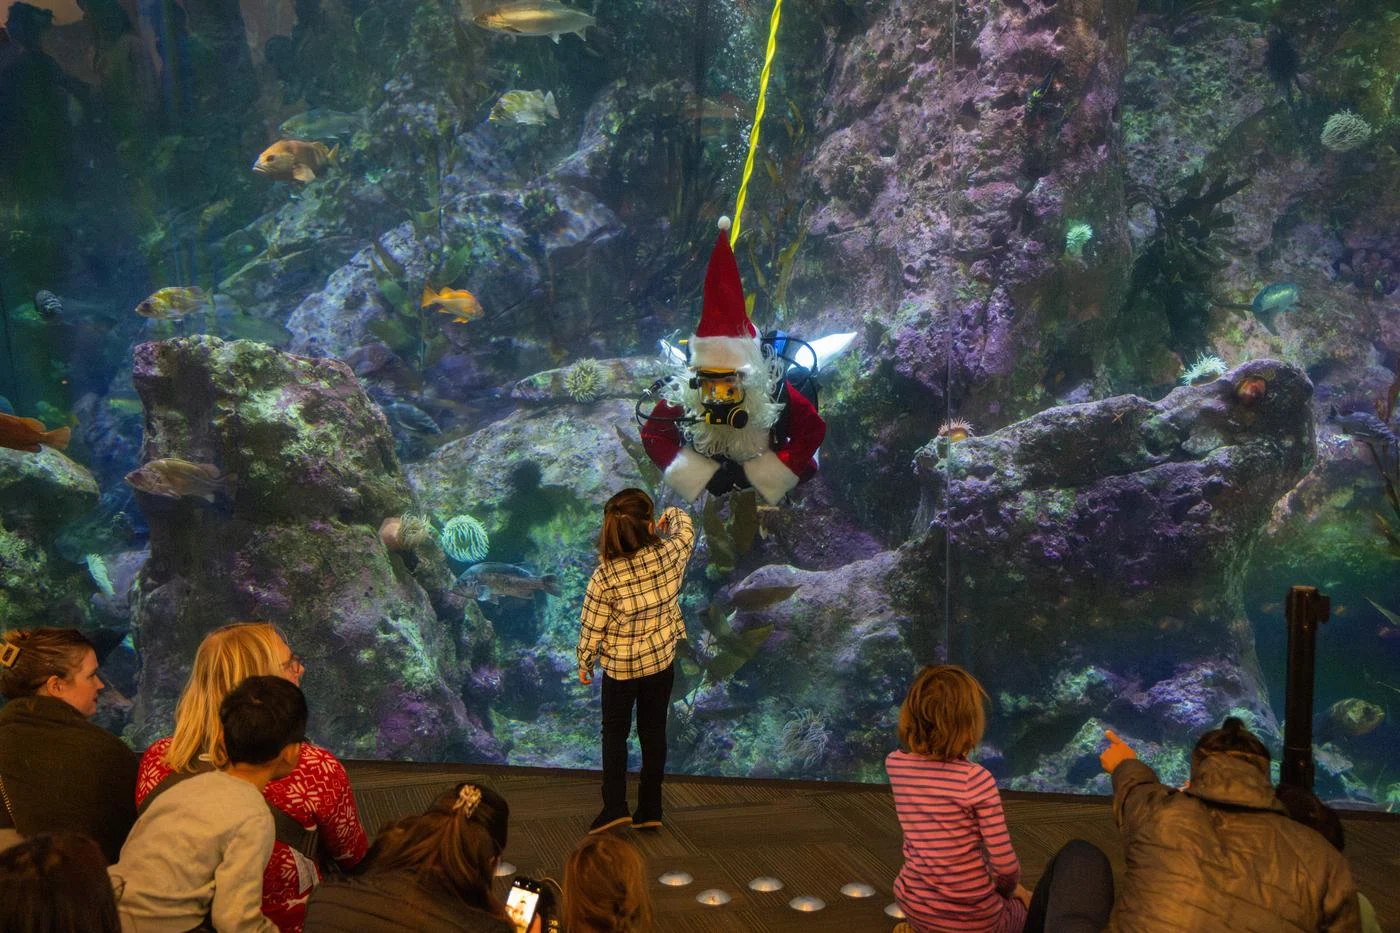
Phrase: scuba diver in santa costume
[{"left": 640, "top": 217, "right": 847, "bottom": 505}]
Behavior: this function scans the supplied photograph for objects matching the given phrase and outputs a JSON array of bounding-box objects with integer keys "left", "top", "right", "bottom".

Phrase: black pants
[
  {"left": 600, "top": 664, "right": 675, "bottom": 811},
  {"left": 1023, "top": 839, "right": 1115, "bottom": 933}
]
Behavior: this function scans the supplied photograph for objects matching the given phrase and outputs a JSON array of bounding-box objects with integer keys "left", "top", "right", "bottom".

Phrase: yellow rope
[{"left": 730, "top": 0, "right": 782, "bottom": 247}]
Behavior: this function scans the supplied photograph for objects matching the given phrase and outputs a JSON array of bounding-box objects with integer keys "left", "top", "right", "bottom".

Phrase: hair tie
[
  {"left": 453, "top": 784, "right": 482, "bottom": 817},
  {"left": 0, "top": 642, "right": 19, "bottom": 670}
]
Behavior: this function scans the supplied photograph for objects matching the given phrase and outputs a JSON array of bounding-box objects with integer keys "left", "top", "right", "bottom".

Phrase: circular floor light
[
  {"left": 658, "top": 871, "right": 694, "bottom": 887},
  {"left": 494, "top": 861, "right": 516, "bottom": 877},
  {"left": 885, "top": 902, "right": 906, "bottom": 919},
  {"left": 841, "top": 882, "right": 876, "bottom": 898},
  {"left": 696, "top": 889, "right": 732, "bottom": 906},
  {"left": 748, "top": 876, "right": 784, "bottom": 892},
  {"left": 789, "top": 895, "right": 825, "bottom": 912}
]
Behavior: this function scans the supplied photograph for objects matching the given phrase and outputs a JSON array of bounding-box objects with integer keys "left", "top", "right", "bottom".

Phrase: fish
[
  {"left": 0, "top": 395, "right": 12, "bottom": 415},
  {"left": 422, "top": 285, "right": 484, "bottom": 324},
  {"left": 1314, "top": 698, "right": 1385, "bottom": 740},
  {"left": 1329, "top": 406, "right": 1397, "bottom": 445},
  {"left": 135, "top": 287, "right": 214, "bottom": 320},
  {"left": 473, "top": 0, "right": 596, "bottom": 43},
  {"left": 0, "top": 412, "right": 71, "bottom": 453},
  {"left": 384, "top": 401, "right": 441, "bottom": 436},
  {"left": 277, "top": 108, "right": 363, "bottom": 140},
  {"left": 1250, "top": 282, "right": 1299, "bottom": 336},
  {"left": 124, "top": 458, "right": 230, "bottom": 502},
  {"left": 490, "top": 89, "right": 559, "bottom": 126},
  {"left": 252, "top": 139, "right": 338, "bottom": 183},
  {"left": 728, "top": 584, "right": 801, "bottom": 611},
  {"left": 33, "top": 289, "right": 62, "bottom": 319},
  {"left": 455, "top": 562, "right": 561, "bottom": 602}
]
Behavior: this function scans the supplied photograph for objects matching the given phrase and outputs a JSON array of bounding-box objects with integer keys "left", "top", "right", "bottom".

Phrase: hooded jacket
[
  {"left": 0, "top": 694, "right": 138, "bottom": 863},
  {"left": 1108, "top": 754, "right": 1360, "bottom": 933}
]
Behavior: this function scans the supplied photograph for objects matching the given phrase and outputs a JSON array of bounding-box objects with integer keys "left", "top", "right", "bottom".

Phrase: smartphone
[{"left": 506, "top": 877, "right": 544, "bottom": 933}]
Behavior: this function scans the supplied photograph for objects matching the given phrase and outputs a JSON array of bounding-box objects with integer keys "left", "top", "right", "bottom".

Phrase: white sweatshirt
[{"left": 111, "top": 770, "right": 276, "bottom": 933}]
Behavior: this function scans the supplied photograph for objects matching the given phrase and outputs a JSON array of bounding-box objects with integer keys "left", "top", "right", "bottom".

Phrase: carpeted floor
[{"left": 342, "top": 761, "right": 1399, "bottom": 932}]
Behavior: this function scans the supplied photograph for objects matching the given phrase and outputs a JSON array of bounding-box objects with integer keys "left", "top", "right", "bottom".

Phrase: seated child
[
  {"left": 0, "top": 831, "right": 122, "bottom": 933},
  {"left": 111, "top": 676, "right": 306, "bottom": 933},
  {"left": 886, "top": 665, "right": 1030, "bottom": 933}
]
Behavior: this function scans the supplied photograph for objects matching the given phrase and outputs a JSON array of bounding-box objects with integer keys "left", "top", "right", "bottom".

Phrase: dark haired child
[
  {"left": 112, "top": 676, "right": 308, "bottom": 933},
  {"left": 305, "top": 782, "right": 515, "bottom": 932},
  {"left": 578, "top": 488, "right": 695, "bottom": 834},
  {"left": 0, "top": 832, "right": 122, "bottom": 933},
  {"left": 886, "top": 665, "right": 1030, "bottom": 933},
  {"left": 1100, "top": 716, "right": 1361, "bottom": 932}
]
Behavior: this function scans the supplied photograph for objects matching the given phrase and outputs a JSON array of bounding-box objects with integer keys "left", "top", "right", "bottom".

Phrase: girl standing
[
  {"left": 886, "top": 665, "right": 1030, "bottom": 933},
  {"left": 577, "top": 488, "right": 695, "bottom": 834}
]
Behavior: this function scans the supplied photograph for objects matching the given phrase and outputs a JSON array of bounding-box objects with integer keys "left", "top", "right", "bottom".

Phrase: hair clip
[
  {"left": 0, "top": 643, "right": 19, "bottom": 670},
  {"left": 453, "top": 784, "right": 482, "bottom": 817}
]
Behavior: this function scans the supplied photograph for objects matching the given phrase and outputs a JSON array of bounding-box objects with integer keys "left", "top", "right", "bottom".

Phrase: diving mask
[{"left": 691, "top": 369, "right": 749, "bottom": 428}]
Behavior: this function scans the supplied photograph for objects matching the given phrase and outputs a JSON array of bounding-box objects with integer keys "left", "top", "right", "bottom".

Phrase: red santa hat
[{"left": 688, "top": 216, "right": 760, "bottom": 373}]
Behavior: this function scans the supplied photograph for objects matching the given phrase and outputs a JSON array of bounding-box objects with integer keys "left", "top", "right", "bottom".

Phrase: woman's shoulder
[{"left": 311, "top": 873, "right": 511, "bottom": 932}]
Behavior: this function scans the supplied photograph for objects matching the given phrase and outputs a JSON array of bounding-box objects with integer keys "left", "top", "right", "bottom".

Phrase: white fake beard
[{"left": 659, "top": 345, "right": 787, "bottom": 463}]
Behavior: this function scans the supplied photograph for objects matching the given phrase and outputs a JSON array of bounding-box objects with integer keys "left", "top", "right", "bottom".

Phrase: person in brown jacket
[{"left": 1100, "top": 717, "right": 1361, "bottom": 933}]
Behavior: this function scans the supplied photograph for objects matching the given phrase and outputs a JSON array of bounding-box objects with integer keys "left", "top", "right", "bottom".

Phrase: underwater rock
[
  {"left": 902, "top": 359, "right": 1312, "bottom": 754},
  {"left": 0, "top": 446, "right": 102, "bottom": 627},
  {"left": 127, "top": 336, "right": 497, "bottom": 762},
  {"left": 508, "top": 357, "right": 668, "bottom": 405}
]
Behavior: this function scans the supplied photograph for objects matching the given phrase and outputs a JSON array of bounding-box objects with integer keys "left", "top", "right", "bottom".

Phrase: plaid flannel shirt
[{"left": 577, "top": 507, "right": 696, "bottom": 680}]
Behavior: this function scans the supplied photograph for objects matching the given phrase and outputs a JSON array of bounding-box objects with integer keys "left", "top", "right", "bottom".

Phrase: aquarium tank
[{"left": 0, "top": 0, "right": 1397, "bottom": 808}]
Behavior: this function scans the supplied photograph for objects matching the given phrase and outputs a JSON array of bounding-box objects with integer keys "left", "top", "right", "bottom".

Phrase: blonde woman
[{"left": 136, "top": 622, "right": 368, "bottom": 932}]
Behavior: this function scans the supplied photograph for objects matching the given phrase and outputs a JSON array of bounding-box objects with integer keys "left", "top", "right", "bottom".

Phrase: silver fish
[
  {"left": 34, "top": 289, "right": 62, "bottom": 319},
  {"left": 455, "top": 562, "right": 561, "bottom": 602},
  {"left": 278, "top": 108, "right": 364, "bottom": 140},
  {"left": 473, "top": 0, "right": 595, "bottom": 43}
]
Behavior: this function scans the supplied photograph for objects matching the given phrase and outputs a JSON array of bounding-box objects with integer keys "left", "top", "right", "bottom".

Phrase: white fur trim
[
  {"left": 689, "top": 335, "right": 759, "bottom": 373},
  {"left": 718, "top": 215, "right": 732, "bottom": 231},
  {"left": 664, "top": 447, "right": 722, "bottom": 502},
  {"left": 742, "top": 450, "right": 800, "bottom": 505}
]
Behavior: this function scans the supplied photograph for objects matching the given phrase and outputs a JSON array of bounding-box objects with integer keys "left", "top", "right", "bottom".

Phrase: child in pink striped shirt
[{"left": 886, "top": 665, "right": 1030, "bottom": 933}]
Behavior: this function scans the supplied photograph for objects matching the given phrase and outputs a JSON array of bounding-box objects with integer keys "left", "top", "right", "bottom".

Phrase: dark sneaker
[
  {"left": 589, "top": 806, "right": 631, "bottom": 834},
  {"left": 631, "top": 804, "right": 663, "bottom": 830}
]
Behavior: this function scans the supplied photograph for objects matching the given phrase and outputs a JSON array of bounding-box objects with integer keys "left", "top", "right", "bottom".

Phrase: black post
[{"left": 1280, "top": 586, "right": 1330, "bottom": 790}]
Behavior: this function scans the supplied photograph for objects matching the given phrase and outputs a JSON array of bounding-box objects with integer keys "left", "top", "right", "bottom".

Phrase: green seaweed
[{"left": 700, "top": 488, "right": 759, "bottom": 577}]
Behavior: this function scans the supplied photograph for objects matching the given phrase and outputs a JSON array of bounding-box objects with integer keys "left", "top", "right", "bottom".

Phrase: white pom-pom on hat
[{"left": 718, "top": 215, "right": 732, "bottom": 231}]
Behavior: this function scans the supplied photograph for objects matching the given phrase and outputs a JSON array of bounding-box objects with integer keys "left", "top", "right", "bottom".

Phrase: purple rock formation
[{"left": 127, "top": 336, "right": 500, "bottom": 762}]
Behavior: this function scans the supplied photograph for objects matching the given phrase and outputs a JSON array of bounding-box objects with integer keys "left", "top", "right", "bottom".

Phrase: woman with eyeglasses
[
  {"left": 0, "top": 628, "right": 138, "bottom": 863},
  {"left": 135, "top": 622, "right": 369, "bottom": 932}
]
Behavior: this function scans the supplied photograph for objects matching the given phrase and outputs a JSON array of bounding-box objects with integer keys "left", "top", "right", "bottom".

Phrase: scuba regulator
[{"left": 691, "top": 369, "right": 749, "bottom": 429}]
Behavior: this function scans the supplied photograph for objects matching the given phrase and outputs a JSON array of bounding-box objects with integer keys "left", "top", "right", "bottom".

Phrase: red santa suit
[{"left": 640, "top": 218, "right": 827, "bottom": 505}]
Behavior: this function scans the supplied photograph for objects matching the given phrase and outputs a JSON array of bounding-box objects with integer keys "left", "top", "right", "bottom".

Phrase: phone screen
[{"left": 506, "top": 884, "right": 540, "bottom": 933}]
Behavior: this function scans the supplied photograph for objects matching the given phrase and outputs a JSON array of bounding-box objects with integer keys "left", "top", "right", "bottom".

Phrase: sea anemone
[
  {"left": 564, "top": 358, "right": 606, "bottom": 403},
  {"left": 381, "top": 513, "right": 432, "bottom": 552},
  {"left": 938, "top": 418, "right": 975, "bottom": 443},
  {"left": 440, "top": 514, "right": 489, "bottom": 563},
  {"left": 780, "top": 709, "right": 831, "bottom": 768},
  {"left": 1234, "top": 376, "right": 1267, "bottom": 406},
  {"left": 1064, "top": 222, "right": 1094, "bottom": 259},
  {"left": 1320, "top": 110, "right": 1372, "bottom": 153},
  {"left": 1180, "top": 354, "right": 1228, "bottom": 386}
]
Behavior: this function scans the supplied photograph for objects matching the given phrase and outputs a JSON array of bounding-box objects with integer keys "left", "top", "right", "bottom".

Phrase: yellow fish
[
  {"left": 473, "top": 0, "right": 595, "bottom": 42},
  {"left": 422, "top": 286, "right": 483, "bottom": 324},
  {"left": 135, "top": 287, "right": 213, "bottom": 320},
  {"left": 252, "top": 139, "right": 337, "bottom": 183},
  {"left": 124, "top": 458, "right": 230, "bottom": 502}
]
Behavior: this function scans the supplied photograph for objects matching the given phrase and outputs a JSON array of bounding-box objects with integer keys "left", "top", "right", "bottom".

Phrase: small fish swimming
[
  {"left": 0, "top": 395, "right": 12, "bottom": 415},
  {"left": 0, "top": 412, "right": 70, "bottom": 453},
  {"left": 1329, "top": 406, "right": 1397, "bottom": 445},
  {"left": 278, "top": 108, "right": 363, "bottom": 140},
  {"left": 422, "top": 285, "right": 484, "bottom": 324},
  {"left": 455, "top": 562, "right": 561, "bottom": 602},
  {"left": 473, "top": 0, "right": 596, "bottom": 42},
  {"left": 124, "top": 458, "right": 230, "bottom": 502},
  {"left": 33, "top": 289, "right": 62, "bottom": 319},
  {"left": 490, "top": 90, "right": 559, "bottom": 126},
  {"left": 384, "top": 401, "right": 441, "bottom": 436},
  {"left": 1250, "top": 282, "right": 1299, "bottom": 336},
  {"left": 252, "top": 139, "right": 338, "bottom": 183},
  {"left": 136, "top": 287, "right": 214, "bottom": 320},
  {"left": 728, "top": 584, "right": 801, "bottom": 611}
]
